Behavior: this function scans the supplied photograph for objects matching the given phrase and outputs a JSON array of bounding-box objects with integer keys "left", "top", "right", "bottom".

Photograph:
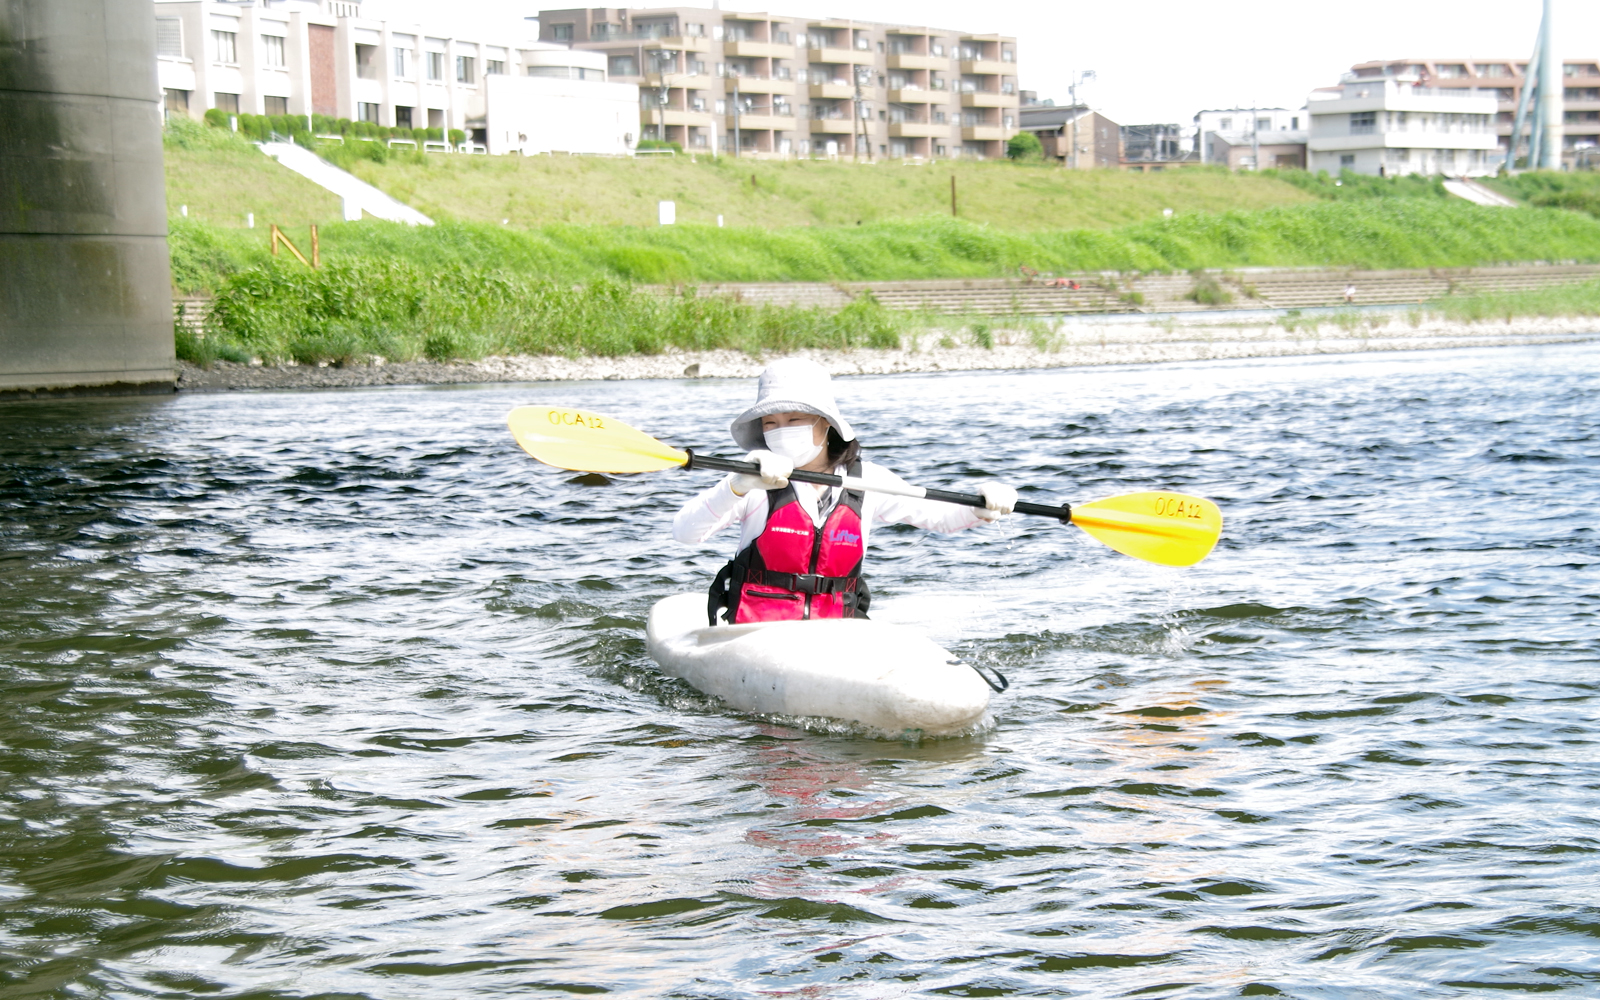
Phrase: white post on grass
[
  {"left": 658, "top": 200, "right": 676, "bottom": 225},
  {"left": 246, "top": 212, "right": 254, "bottom": 228}
]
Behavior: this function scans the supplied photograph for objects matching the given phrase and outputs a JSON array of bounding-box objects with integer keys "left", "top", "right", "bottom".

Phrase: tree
[{"left": 1007, "top": 131, "right": 1043, "bottom": 161}]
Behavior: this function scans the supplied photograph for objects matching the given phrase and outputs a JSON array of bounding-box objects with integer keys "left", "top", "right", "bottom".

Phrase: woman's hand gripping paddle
[{"left": 508, "top": 406, "right": 1223, "bottom": 568}]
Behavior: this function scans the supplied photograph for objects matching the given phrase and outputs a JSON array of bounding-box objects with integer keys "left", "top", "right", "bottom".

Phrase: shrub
[{"left": 1006, "top": 132, "right": 1044, "bottom": 161}]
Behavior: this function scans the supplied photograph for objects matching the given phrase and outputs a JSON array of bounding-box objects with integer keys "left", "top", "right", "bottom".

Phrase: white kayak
[{"left": 644, "top": 593, "right": 994, "bottom": 734}]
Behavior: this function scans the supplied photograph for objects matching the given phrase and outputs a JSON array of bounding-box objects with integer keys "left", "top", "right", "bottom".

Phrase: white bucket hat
[{"left": 729, "top": 359, "right": 856, "bottom": 452}]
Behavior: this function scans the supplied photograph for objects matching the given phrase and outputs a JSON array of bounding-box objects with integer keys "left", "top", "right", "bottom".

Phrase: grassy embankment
[{"left": 166, "top": 121, "right": 1600, "bottom": 365}]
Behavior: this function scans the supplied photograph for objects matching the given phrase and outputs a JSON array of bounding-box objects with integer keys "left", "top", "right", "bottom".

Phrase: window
[
  {"left": 1341, "top": 154, "right": 1355, "bottom": 166},
  {"left": 456, "top": 56, "right": 475, "bottom": 83},
  {"left": 933, "top": 110, "right": 946, "bottom": 123},
  {"left": 213, "top": 92, "right": 239, "bottom": 114},
  {"left": 359, "top": 102, "right": 380, "bottom": 123},
  {"left": 256, "top": 33, "right": 286, "bottom": 69},
  {"left": 551, "top": 23, "right": 573, "bottom": 42},
  {"left": 693, "top": 60, "right": 706, "bottom": 75},
  {"left": 212, "top": 30, "right": 237, "bottom": 64},
  {"left": 931, "top": 43, "right": 944, "bottom": 56},
  {"left": 935, "top": 144, "right": 946, "bottom": 156},
  {"left": 776, "top": 65, "right": 790, "bottom": 80},
  {"left": 427, "top": 51, "right": 444, "bottom": 81},
  {"left": 395, "top": 105, "right": 413, "bottom": 128},
  {"left": 355, "top": 44, "right": 377, "bottom": 79},
  {"left": 1002, "top": 48, "right": 1014, "bottom": 62},
  {"left": 156, "top": 18, "right": 183, "bottom": 58},
  {"left": 1291, "top": 116, "right": 1299, "bottom": 129},
  {"left": 1219, "top": 117, "right": 1232, "bottom": 130},
  {"left": 1350, "top": 111, "right": 1376, "bottom": 134},
  {"left": 264, "top": 95, "right": 288, "bottom": 115},
  {"left": 394, "top": 47, "right": 409, "bottom": 77},
  {"left": 685, "top": 23, "right": 704, "bottom": 36},
  {"left": 486, "top": 60, "right": 505, "bottom": 75},
  {"left": 1255, "top": 117, "right": 1270, "bottom": 131},
  {"left": 610, "top": 55, "right": 637, "bottom": 76},
  {"left": 162, "top": 88, "right": 189, "bottom": 118}
]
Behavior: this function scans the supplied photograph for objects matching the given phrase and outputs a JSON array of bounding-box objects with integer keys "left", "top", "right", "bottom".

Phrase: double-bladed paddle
[{"left": 508, "top": 406, "right": 1223, "bottom": 567}]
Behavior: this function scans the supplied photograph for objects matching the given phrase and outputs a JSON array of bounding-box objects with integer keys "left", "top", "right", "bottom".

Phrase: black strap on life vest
[{"left": 707, "top": 460, "right": 868, "bottom": 626}]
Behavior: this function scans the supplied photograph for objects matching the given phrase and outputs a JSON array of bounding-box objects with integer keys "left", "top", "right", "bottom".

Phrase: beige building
[
  {"left": 1017, "top": 106, "right": 1121, "bottom": 168},
  {"left": 536, "top": 7, "right": 1020, "bottom": 159},
  {"left": 1348, "top": 58, "right": 1600, "bottom": 164}
]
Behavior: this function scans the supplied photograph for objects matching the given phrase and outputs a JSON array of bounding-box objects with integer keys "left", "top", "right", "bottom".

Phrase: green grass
[
  {"left": 163, "top": 118, "right": 344, "bottom": 228},
  {"left": 1260, "top": 167, "right": 1451, "bottom": 201},
  {"left": 168, "top": 199, "right": 1600, "bottom": 294},
  {"left": 1425, "top": 277, "right": 1600, "bottom": 322},
  {"left": 1482, "top": 170, "right": 1600, "bottom": 217},
  {"left": 179, "top": 260, "right": 908, "bottom": 366}
]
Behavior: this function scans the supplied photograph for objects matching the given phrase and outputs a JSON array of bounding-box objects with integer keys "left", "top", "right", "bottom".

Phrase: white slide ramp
[
  {"left": 1442, "top": 178, "right": 1519, "bottom": 208},
  {"left": 258, "top": 142, "right": 434, "bottom": 226}
]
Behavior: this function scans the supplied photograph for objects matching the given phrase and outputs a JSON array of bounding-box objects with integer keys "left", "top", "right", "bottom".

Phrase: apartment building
[
  {"left": 1307, "top": 76, "right": 1499, "bottom": 177},
  {"left": 153, "top": 0, "right": 636, "bottom": 155},
  {"left": 1348, "top": 58, "right": 1600, "bottom": 163},
  {"left": 535, "top": 7, "right": 1020, "bottom": 159}
]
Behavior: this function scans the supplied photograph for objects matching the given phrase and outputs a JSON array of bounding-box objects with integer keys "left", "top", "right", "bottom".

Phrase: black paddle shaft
[{"left": 682, "top": 450, "right": 1073, "bottom": 523}]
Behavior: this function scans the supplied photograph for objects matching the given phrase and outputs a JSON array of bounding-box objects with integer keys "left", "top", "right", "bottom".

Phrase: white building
[
  {"left": 1194, "top": 106, "right": 1306, "bottom": 165},
  {"left": 153, "top": 0, "right": 639, "bottom": 155},
  {"left": 485, "top": 51, "right": 639, "bottom": 155},
  {"left": 1307, "top": 76, "right": 1499, "bottom": 177}
]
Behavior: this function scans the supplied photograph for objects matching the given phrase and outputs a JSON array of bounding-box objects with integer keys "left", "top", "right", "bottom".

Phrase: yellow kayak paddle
[{"left": 508, "top": 405, "right": 1222, "bottom": 568}]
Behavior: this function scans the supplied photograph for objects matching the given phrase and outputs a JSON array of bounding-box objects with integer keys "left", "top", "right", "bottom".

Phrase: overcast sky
[
  {"left": 401, "top": 1, "right": 1600, "bottom": 124},
  {"left": 825, "top": 0, "right": 1600, "bottom": 124}
]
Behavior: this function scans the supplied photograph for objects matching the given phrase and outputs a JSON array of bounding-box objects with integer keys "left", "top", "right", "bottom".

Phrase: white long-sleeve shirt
[{"left": 671, "top": 460, "right": 985, "bottom": 555}]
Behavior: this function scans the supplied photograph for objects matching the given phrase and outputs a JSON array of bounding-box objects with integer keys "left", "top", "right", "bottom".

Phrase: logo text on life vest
[
  {"left": 547, "top": 409, "right": 605, "bottom": 430},
  {"left": 828, "top": 528, "right": 860, "bottom": 546}
]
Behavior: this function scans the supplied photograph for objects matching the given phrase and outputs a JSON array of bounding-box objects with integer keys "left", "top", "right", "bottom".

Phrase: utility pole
[
  {"left": 1250, "top": 104, "right": 1260, "bottom": 171},
  {"left": 1066, "top": 69, "right": 1094, "bottom": 169},
  {"left": 854, "top": 66, "right": 871, "bottom": 162},
  {"left": 732, "top": 74, "right": 741, "bottom": 158}
]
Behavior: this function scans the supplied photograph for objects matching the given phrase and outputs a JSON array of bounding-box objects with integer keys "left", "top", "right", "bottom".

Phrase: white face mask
[{"left": 763, "top": 423, "right": 824, "bottom": 466}]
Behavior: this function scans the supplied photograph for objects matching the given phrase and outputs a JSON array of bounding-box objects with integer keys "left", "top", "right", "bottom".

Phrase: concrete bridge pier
[{"left": 1, "top": 0, "right": 176, "bottom": 398}]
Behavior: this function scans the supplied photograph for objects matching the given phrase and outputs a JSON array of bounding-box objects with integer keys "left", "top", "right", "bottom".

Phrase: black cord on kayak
[{"left": 966, "top": 661, "right": 1009, "bottom": 693}]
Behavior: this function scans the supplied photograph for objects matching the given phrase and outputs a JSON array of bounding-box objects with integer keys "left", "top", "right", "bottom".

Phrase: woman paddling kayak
[{"left": 673, "top": 359, "right": 1017, "bottom": 625}]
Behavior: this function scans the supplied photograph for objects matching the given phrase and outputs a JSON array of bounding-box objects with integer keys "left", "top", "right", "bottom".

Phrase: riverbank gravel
[{"left": 176, "top": 314, "right": 1600, "bottom": 391}]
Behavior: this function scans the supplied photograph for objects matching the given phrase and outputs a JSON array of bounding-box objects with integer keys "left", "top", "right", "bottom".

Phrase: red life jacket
[{"left": 708, "top": 462, "right": 870, "bottom": 625}]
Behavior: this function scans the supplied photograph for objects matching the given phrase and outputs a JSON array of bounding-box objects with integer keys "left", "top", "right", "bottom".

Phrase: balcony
[
  {"left": 809, "top": 82, "right": 855, "bottom": 99},
  {"left": 886, "top": 53, "right": 946, "bottom": 71},
  {"left": 809, "top": 118, "right": 857, "bottom": 134},
  {"left": 644, "top": 71, "right": 714, "bottom": 88},
  {"left": 961, "top": 125, "right": 1006, "bottom": 141},
  {"left": 960, "top": 91, "right": 1017, "bottom": 108},
  {"left": 642, "top": 108, "right": 716, "bottom": 127},
  {"left": 808, "top": 46, "right": 873, "bottom": 65},
  {"left": 728, "top": 113, "right": 797, "bottom": 131},
  {"left": 724, "top": 39, "right": 795, "bottom": 59},
  {"left": 959, "top": 59, "right": 1008, "bottom": 76},
  {"left": 725, "top": 76, "right": 795, "bottom": 95},
  {"left": 643, "top": 35, "right": 712, "bottom": 52},
  {"left": 889, "top": 87, "right": 948, "bottom": 104},
  {"left": 888, "top": 121, "right": 946, "bottom": 138}
]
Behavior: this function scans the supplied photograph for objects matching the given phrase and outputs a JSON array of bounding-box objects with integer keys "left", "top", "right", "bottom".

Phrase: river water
[{"left": 1, "top": 344, "right": 1596, "bottom": 999}]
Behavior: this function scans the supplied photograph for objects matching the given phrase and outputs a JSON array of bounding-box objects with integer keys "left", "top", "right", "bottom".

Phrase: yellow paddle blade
[
  {"left": 1070, "top": 491, "right": 1223, "bottom": 567},
  {"left": 507, "top": 406, "right": 690, "bottom": 474}
]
